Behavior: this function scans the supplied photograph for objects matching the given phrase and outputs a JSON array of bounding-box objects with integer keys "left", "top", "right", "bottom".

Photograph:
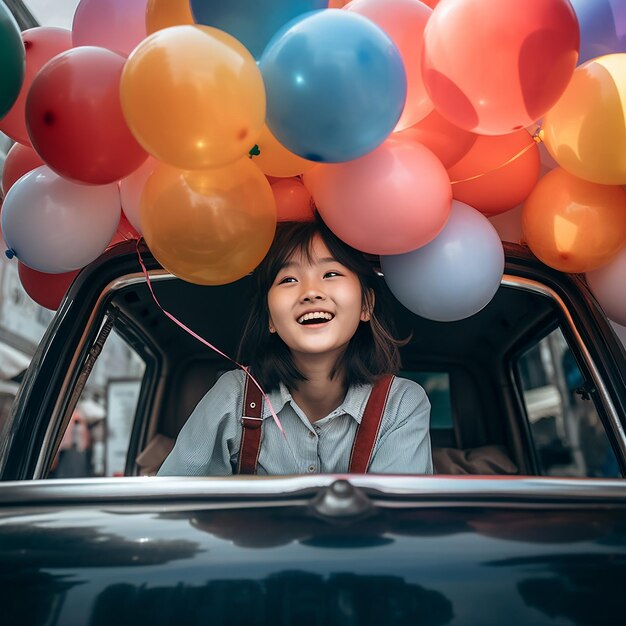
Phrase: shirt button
[
  {"left": 307, "top": 464, "right": 316, "bottom": 473},
  {"left": 308, "top": 431, "right": 316, "bottom": 439}
]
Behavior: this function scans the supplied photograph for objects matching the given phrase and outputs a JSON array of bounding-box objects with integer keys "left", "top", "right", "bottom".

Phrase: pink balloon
[
  {"left": 271, "top": 178, "right": 314, "bottom": 222},
  {"left": 1, "top": 143, "right": 44, "bottom": 195},
  {"left": 586, "top": 247, "right": 626, "bottom": 326},
  {"left": 488, "top": 203, "right": 525, "bottom": 244},
  {"left": 120, "top": 157, "right": 159, "bottom": 234},
  {"left": 0, "top": 27, "right": 73, "bottom": 145},
  {"left": 304, "top": 136, "right": 452, "bottom": 254},
  {"left": 72, "top": 0, "right": 148, "bottom": 56},
  {"left": 345, "top": 0, "right": 433, "bottom": 130}
]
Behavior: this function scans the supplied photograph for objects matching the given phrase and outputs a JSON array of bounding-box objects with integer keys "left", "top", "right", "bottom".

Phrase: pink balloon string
[
  {"left": 450, "top": 128, "right": 543, "bottom": 185},
  {"left": 134, "top": 240, "right": 288, "bottom": 442}
]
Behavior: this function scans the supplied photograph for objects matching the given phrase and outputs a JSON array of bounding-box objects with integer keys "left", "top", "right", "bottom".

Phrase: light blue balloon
[
  {"left": 259, "top": 10, "right": 406, "bottom": 163},
  {"left": 380, "top": 201, "right": 505, "bottom": 322},
  {"left": 189, "top": 0, "right": 327, "bottom": 59},
  {"left": 570, "top": 0, "right": 626, "bottom": 64}
]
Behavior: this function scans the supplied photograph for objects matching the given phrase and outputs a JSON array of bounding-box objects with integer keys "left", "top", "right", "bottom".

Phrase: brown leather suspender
[
  {"left": 348, "top": 374, "right": 394, "bottom": 473},
  {"left": 237, "top": 376, "right": 264, "bottom": 474},
  {"left": 237, "top": 374, "right": 395, "bottom": 475}
]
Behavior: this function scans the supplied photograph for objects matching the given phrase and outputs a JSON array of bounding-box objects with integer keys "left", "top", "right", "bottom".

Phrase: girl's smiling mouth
[{"left": 297, "top": 311, "right": 335, "bottom": 325}]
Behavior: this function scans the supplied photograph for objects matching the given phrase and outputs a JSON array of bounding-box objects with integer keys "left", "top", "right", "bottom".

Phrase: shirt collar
[{"left": 261, "top": 381, "right": 373, "bottom": 424}]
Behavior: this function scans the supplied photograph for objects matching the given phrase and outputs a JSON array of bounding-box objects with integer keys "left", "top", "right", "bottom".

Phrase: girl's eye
[
  {"left": 324, "top": 271, "right": 341, "bottom": 278},
  {"left": 278, "top": 276, "right": 297, "bottom": 284}
]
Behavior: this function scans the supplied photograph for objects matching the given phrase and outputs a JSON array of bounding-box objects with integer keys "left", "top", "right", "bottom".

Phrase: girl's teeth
[{"left": 298, "top": 312, "right": 332, "bottom": 323}]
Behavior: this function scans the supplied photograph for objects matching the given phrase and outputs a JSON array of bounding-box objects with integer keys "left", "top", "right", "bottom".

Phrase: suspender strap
[
  {"left": 348, "top": 374, "right": 394, "bottom": 473},
  {"left": 238, "top": 374, "right": 395, "bottom": 475},
  {"left": 237, "top": 376, "right": 263, "bottom": 474}
]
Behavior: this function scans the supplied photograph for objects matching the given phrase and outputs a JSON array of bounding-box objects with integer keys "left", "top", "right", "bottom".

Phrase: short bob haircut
[{"left": 237, "top": 215, "right": 407, "bottom": 392}]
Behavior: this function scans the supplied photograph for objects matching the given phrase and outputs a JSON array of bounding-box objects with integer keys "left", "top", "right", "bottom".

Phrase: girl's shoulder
[
  {"left": 215, "top": 368, "right": 248, "bottom": 387},
  {"left": 197, "top": 368, "right": 247, "bottom": 408},
  {"left": 389, "top": 375, "right": 429, "bottom": 404}
]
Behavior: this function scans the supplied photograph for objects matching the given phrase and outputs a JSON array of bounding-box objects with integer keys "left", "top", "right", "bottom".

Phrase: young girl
[{"left": 158, "top": 216, "right": 432, "bottom": 476}]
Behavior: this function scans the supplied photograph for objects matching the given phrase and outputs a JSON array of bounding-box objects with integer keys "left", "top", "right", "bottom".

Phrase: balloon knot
[
  {"left": 5, "top": 249, "right": 16, "bottom": 260},
  {"left": 249, "top": 144, "right": 261, "bottom": 157},
  {"left": 532, "top": 128, "right": 544, "bottom": 143}
]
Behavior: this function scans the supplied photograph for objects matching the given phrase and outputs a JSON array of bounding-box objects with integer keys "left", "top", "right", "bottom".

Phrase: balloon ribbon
[{"left": 134, "top": 240, "right": 289, "bottom": 445}]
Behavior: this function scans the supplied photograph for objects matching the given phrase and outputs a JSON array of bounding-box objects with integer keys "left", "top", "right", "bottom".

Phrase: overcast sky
[{"left": 25, "top": 0, "right": 82, "bottom": 28}]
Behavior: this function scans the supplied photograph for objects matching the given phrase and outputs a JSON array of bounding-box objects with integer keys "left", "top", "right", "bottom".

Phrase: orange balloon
[
  {"left": 141, "top": 158, "right": 276, "bottom": 285},
  {"left": 253, "top": 125, "right": 316, "bottom": 178},
  {"left": 271, "top": 178, "right": 314, "bottom": 222},
  {"left": 397, "top": 109, "right": 476, "bottom": 169},
  {"left": 120, "top": 25, "right": 265, "bottom": 170},
  {"left": 146, "top": 0, "right": 194, "bottom": 34},
  {"left": 447, "top": 130, "right": 540, "bottom": 216},
  {"left": 522, "top": 168, "right": 626, "bottom": 273}
]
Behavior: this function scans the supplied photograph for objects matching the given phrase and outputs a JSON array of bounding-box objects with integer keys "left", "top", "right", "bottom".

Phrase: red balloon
[
  {"left": 422, "top": 0, "right": 579, "bottom": 134},
  {"left": 18, "top": 262, "right": 80, "bottom": 311},
  {"left": 26, "top": 47, "right": 148, "bottom": 185},
  {"left": 1, "top": 143, "right": 44, "bottom": 195},
  {"left": 447, "top": 130, "right": 540, "bottom": 216},
  {"left": 271, "top": 178, "right": 314, "bottom": 222},
  {"left": 396, "top": 109, "right": 476, "bottom": 169},
  {"left": 0, "top": 27, "right": 73, "bottom": 146}
]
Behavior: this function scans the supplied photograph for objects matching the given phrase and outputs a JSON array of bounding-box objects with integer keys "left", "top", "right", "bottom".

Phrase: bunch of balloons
[{"left": 0, "top": 0, "right": 625, "bottom": 329}]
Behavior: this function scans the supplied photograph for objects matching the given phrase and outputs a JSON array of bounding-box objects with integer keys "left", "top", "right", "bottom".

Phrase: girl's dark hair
[{"left": 237, "top": 214, "right": 408, "bottom": 392}]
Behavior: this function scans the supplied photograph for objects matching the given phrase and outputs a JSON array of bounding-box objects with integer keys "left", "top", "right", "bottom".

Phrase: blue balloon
[
  {"left": 189, "top": 0, "right": 327, "bottom": 59},
  {"left": 259, "top": 10, "right": 406, "bottom": 163},
  {"left": 569, "top": 0, "right": 626, "bottom": 64},
  {"left": 380, "top": 202, "right": 505, "bottom": 323}
]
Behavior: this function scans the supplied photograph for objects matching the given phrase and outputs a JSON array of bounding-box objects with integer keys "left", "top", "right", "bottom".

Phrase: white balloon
[
  {"left": 1, "top": 166, "right": 120, "bottom": 273},
  {"left": 586, "top": 246, "right": 626, "bottom": 326},
  {"left": 381, "top": 200, "right": 505, "bottom": 322}
]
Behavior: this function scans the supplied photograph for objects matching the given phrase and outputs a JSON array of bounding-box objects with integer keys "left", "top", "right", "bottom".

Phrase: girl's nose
[{"left": 301, "top": 288, "right": 326, "bottom": 302}]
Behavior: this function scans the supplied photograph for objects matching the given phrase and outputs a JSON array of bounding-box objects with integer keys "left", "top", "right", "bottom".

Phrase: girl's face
[{"left": 267, "top": 235, "right": 371, "bottom": 360}]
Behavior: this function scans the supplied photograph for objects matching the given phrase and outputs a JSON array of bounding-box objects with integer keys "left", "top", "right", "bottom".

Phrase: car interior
[
  {"left": 34, "top": 236, "right": 623, "bottom": 478},
  {"left": 59, "top": 259, "right": 618, "bottom": 481}
]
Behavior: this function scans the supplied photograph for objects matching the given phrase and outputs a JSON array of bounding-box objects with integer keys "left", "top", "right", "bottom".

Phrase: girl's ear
[
  {"left": 361, "top": 288, "right": 375, "bottom": 322},
  {"left": 268, "top": 315, "right": 276, "bottom": 333}
]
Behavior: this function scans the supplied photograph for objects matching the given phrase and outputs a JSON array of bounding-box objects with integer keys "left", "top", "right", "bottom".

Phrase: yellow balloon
[
  {"left": 146, "top": 0, "right": 194, "bottom": 34},
  {"left": 141, "top": 158, "right": 276, "bottom": 285},
  {"left": 121, "top": 25, "right": 265, "bottom": 170},
  {"left": 543, "top": 53, "right": 626, "bottom": 185},
  {"left": 253, "top": 125, "right": 316, "bottom": 178}
]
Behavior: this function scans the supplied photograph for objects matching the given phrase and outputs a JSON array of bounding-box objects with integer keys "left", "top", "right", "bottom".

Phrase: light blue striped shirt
[{"left": 158, "top": 369, "right": 432, "bottom": 476}]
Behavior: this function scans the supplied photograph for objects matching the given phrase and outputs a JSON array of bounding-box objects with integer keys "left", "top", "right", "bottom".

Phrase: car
[{"left": 0, "top": 240, "right": 625, "bottom": 625}]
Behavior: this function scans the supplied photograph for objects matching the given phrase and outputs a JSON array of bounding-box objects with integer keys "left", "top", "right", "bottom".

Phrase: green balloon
[{"left": 0, "top": 1, "right": 25, "bottom": 118}]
